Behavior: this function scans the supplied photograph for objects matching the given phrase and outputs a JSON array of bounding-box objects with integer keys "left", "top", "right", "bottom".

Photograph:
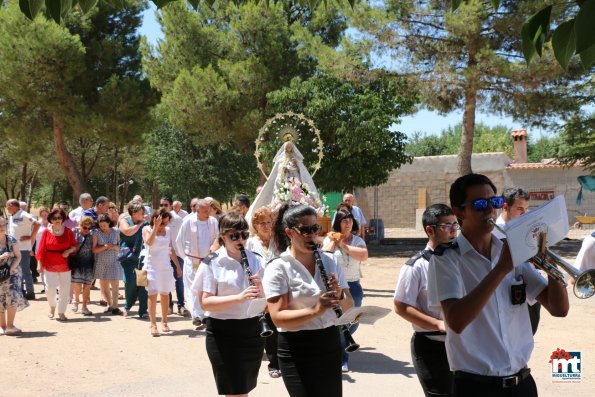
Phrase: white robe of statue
[{"left": 247, "top": 141, "right": 320, "bottom": 230}]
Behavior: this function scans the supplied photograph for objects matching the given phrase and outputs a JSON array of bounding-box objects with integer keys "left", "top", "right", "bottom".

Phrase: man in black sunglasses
[{"left": 427, "top": 173, "right": 569, "bottom": 397}]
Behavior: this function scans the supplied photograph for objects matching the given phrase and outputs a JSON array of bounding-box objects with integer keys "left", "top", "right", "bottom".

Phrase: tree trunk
[
  {"left": 19, "top": 163, "right": 28, "bottom": 201},
  {"left": 53, "top": 114, "right": 90, "bottom": 198},
  {"left": 50, "top": 181, "right": 57, "bottom": 209},
  {"left": 27, "top": 169, "right": 38, "bottom": 209},
  {"left": 457, "top": 39, "right": 479, "bottom": 176},
  {"left": 458, "top": 87, "right": 476, "bottom": 176}
]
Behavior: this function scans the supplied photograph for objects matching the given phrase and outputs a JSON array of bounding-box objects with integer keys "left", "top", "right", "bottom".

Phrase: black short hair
[
  {"left": 274, "top": 204, "right": 317, "bottom": 252},
  {"left": 502, "top": 187, "right": 530, "bottom": 207},
  {"left": 95, "top": 196, "right": 109, "bottom": 206},
  {"left": 450, "top": 173, "right": 497, "bottom": 209},
  {"left": 97, "top": 213, "right": 115, "bottom": 228},
  {"left": 422, "top": 204, "right": 454, "bottom": 230},
  {"left": 218, "top": 211, "right": 249, "bottom": 245},
  {"left": 233, "top": 194, "right": 250, "bottom": 208},
  {"left": 332, "top": 210, "right": 359, "bottom": 234},
  {"left": 160, "top": 197, "right": 172, "bottom": 205}
]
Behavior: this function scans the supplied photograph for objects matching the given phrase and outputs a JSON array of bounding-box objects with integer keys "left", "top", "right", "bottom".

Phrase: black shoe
[
  {"left": 25, "top": 293, "right": 36, "bottom": 300},
  {"left": 111, "top": 308, "right": 123, "bottom": 315}
]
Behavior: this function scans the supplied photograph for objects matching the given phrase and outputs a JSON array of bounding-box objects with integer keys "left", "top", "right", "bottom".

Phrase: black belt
[
  {"left": 454, "top": 367, "right": 531, "bottom": 389},
  {"left": 415, "top": 331, "right": 446, "bottom": 336}
]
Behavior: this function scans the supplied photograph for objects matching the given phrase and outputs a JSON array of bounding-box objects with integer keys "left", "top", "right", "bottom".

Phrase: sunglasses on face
[
  {"left": 432, "top": 222, "right": 460, "bottom": 231},
  {"left": 159, "top": 203, "right": 170, "bottom": 207},
  {"left": 51, "top": 217, "right": 64, "bottom": 221},
  {"left": 461, "top": 196, "right": 504, "bottom": 211},
  {"left": 293, "top": 224, "right": 322, "bottom": 236},
  {"left": 228, "top": 230, "right": 250, "bottom": 241},
  {"left": 81, "top": 226, "right": 91, "bottom": 231}
]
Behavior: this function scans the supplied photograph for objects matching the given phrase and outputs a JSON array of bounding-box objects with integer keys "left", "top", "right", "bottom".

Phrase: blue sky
[{"left": 139, "top": 5, "right": 523, "bottom": 137}]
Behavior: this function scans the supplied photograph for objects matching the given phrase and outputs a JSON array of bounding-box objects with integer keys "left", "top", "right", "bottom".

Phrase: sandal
[
  {"left": 269, "top": 369, "right": 282, "bottom": 378},
  {"left": 81, "top": 307, "right": 93, "bottom": 316},
  {"left": 47, "top": 313, "right": 55, "bottom": 319},
  {"left": 162, "top": 323, "right": 171, "bottom": 333},
  {"left": 150, "top": 325, "right": 160, "bottom": 337},
  {"left": 71, "top": 302, "right": 79, "bottom": 313},
  {"left": 56, "top": 314, "right": 68, "bottom": 322}
]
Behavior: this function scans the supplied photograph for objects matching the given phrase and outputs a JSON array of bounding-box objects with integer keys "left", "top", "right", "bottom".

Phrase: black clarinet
[
  {"left": 239, "top": 244, "right": 273, "bottom": 338},
  {"left": 311, "top": 243, "right": 360, "bottom": 353}
]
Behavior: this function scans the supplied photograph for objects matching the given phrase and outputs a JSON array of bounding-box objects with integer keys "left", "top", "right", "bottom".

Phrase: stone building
[{"left": 357, "top": 130, "right": 594, "bottom": 230}]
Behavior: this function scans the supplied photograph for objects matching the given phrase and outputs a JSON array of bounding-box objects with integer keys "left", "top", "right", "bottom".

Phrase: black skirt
[
  {"left": 278, "top": 326, "right": 342, "bottom": 397},
  {"left": 205, "top": 317, "right": 265, "bottom": 395}
]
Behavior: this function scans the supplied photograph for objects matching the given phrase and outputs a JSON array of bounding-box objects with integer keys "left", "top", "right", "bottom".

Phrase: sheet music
[
  {"left": 332, "top": 306, "right": 366, "bottom": 326},
  {"left": 501, "top": 195, "right": 569, "bottom": 266}
]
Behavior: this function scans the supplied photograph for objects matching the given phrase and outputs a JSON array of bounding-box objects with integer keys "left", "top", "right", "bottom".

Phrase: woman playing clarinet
[
  {"left": 191, "top": 211, "right": 265, "bottom": 397},
  {"left": 263, "top": 204, "right": 355, "bottom": 397}
]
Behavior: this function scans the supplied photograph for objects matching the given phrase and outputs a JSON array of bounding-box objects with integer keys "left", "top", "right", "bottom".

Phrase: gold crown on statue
[{"left": 280, "top": 126, "right": 298, "bottom": 142}]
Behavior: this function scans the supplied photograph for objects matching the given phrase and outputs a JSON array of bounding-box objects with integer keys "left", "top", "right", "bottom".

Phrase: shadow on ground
[{"left": 345, "top": 347, "right": 416, "bottom": 377}]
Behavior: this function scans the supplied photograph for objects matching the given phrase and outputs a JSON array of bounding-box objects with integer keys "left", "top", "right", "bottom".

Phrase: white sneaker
[
  {"left": 341, "top": 365, "right": 349, "bottom": 373},
  {"left": 0, "top": 328, "right": 5, "bottom": 336}
]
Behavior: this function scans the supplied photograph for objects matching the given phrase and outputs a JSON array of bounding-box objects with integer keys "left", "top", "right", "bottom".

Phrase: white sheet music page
[{"left": 502, "top": 195, "right": 569, "bottom": 266}]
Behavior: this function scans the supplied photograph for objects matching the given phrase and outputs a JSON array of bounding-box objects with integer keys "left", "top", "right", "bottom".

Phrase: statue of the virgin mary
[{"left": 246, "top": 139, "right": 325, "bottom": 226}]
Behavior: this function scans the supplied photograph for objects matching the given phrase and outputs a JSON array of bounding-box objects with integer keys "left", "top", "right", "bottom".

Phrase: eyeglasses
[
  {"left": 51, "top": 217, "right": 64, "bottom": 221},
  {"left": 81, "top": 226, "right": 91, "bottom": 231},
  {"left": 293, "top": 224, "right": 322, "bottom": 236},
  {"left": 460, "top": 196, "right": 504, "bottom": 211},
  {"left": 159, "top": 203, "right": 170, "bottom": 207},
  {"left": 228, "top": 230, "right": 250, "bottom": 241},
  {"left": 432, "top": 222, "right": 460, "bottom": 231}
]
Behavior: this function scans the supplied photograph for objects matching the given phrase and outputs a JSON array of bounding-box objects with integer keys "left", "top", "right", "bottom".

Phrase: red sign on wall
[{"left": 529, "top": 191, "right": 555, "bottom": 201}]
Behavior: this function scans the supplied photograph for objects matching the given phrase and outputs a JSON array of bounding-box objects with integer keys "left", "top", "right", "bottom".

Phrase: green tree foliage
[
  {"left": 406, "top": 123, "right": 513, "bottom": 157},
  {"left": 142, "top": 0, "right": 346, "bottom": 145},
  {"left": 0, "top": 0, "right": 155, "bottom": 197},
  {"left": 143, "top": 122, "right": 258, "bottom": 204},
  {"left": 405, "top": 122, "right": 569, "bottom": 164},
  {"left": 266, "top": 72, "right": 416, "bottom": 191},
  {"left": 349, "top": 0, "right": 588, "bottom": 175}
]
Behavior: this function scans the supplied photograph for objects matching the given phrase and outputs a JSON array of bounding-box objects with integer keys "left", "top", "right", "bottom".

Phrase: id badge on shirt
[{"left": 510, "top": 275, "right": 527, "bottom": 305}]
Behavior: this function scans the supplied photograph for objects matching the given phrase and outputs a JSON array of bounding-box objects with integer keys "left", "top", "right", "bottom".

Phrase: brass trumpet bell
[{"left": 489, "top": 219, "right": 595, "bottom": 299}]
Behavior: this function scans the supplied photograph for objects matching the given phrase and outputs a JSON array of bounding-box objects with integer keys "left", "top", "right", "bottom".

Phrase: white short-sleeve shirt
[
  {"left": 191, "top": 246, "right": 263, "bottom": 320},
  {"left": 246, "top": 236, "right": 277, "bottom": 264},
  {"left": 321, "top": 235, "right": 366, "bottom": 282},
  {"left": 263, "top": 248, "right": 349, "bottom": 332},
  {"left": 394, "top": 245, "right": 444, "bottom": 338},
  {"left": 576, "top": 233, "right": 595, "bottom": 272},
  {"left": 427, "top": 233, "right": 547, "bottom": 376},
  {"left": 8, "top": 209, "right": 36, "bottom": 251}
]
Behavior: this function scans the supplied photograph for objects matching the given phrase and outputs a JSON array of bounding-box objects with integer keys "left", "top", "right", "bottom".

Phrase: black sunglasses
[
  {"left": 460, "top": 196, "right": 504, "bottom": 212},
  {"left": 159, "top": 203, "right": 170, "bottom": 207},
  {"left": 228, "top": 230, "right": 250, "bottom": 241},
  {"left": 293, "top": 224, "right": 322, "bottom": 236}
]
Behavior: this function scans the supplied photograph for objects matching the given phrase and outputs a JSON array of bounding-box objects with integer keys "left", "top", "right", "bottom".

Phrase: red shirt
[{"left": 36, "top": 227, "right": 77, "bottom": 272}]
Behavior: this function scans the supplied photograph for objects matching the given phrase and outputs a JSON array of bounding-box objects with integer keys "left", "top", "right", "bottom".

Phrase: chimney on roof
[{"left": 511, "top": 129, "right": 528, "bottom": 164}]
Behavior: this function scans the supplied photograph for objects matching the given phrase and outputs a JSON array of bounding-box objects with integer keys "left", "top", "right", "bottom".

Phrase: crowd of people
[{"left": 1, "top": 176, "right": 593, "bottom": 397}]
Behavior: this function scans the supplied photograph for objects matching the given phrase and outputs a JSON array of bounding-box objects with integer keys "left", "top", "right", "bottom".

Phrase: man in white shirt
[
  {"left": 394, "top": 204, "right": 458, "bottom": 397},
  {"left": 494, "top": 187, "right": 541, "bottom": 335},
  {"left": 175, "top": 199, "right": 219, "bottom": 327},
  {"left": 575, "top": 232, "right": 595, "bottom": 272},
  {"left": 68, "top": 193, "right": 94, "bottom": 227},
  {"left": 427, "top": 173, "right": 569, "bottom": 397},
  {"left": 159, "top": 197, "right": 189, "bottom": 317},
  {"left": 172, "top": 200, "right": 188, "bottom": 218},
  {"left": 6, "top": 198, "right": 41, "bottom": 300},
  {"left": 343, "top": 193, "right": 366, "bottom": 238}
]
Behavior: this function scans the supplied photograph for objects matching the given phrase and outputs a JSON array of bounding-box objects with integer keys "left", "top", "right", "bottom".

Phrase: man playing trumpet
[{"left": 427, "top": 173, "right": 569, "bottom": 397}]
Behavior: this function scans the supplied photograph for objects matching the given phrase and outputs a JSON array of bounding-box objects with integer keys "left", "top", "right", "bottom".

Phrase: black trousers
[
  {"left": 264, "top": 312, "right": 280, "bottom": 371},
  {"left": 410, "top": 333, "right": 453, "bottom": 397},
  {"left": 453, "top": 372, "right": 538, "bottom": 397}
]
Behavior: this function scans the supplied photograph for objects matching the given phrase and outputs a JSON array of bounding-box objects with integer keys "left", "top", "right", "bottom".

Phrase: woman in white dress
[{"left": 143, "top": 209, "right": 182, "bottom": 337}]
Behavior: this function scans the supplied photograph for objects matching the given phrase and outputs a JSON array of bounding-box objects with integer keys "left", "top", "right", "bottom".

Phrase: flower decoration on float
[{"left": 272, "top": 177, "right": 328, "bottom": 216}]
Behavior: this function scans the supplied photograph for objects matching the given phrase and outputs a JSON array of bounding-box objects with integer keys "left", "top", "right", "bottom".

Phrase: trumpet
[
  {"left": 238, "top": 244, "right": 274, "bottom": 338},
  {"left": 488, "top": 219, "right": 595, "bottom": 299}
]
